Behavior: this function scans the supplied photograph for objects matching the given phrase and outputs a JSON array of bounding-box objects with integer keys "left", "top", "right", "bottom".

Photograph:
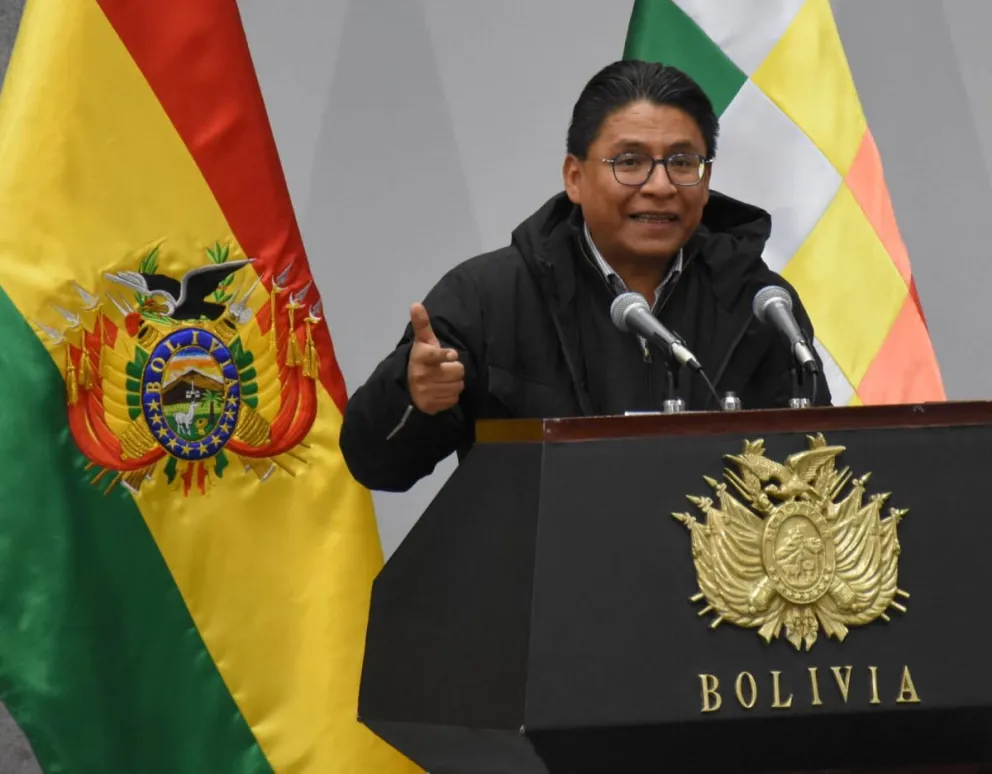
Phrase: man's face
[{"left": 563, "top": 100, "right": 711, "bottom": 266}]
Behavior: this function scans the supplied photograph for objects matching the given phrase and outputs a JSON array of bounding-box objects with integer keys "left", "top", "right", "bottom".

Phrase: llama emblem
[{"left": 140, "top": 326, "right": 243, "bottom": 463}]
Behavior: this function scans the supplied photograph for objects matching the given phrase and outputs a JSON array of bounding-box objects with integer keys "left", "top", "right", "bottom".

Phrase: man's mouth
[{"left": 630, "top": 212, "right": 679, "bottom": 223}]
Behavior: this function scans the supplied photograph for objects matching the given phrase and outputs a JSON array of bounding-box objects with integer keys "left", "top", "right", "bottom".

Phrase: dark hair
[{"left": 566, "top": 60, "right": 719, "bottom": 160}]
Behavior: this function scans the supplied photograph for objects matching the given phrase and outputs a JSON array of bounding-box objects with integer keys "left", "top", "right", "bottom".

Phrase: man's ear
[
  {"left": 701, "top": 162, "right": 712, "bottom": 207},
  {"left": 563, "top": 154, "right": 583, "bottom": 205}
]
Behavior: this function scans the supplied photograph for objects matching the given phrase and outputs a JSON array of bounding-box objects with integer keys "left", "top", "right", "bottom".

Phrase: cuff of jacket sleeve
[
  {"left": 382, "top": 348, "right": 435, "bottom": 440},
  {"left": 386, "top": 404, "right": 415, "bottom": 440},
  {"left": 384, "top": 398, "right": 446, "bottom": 440}
]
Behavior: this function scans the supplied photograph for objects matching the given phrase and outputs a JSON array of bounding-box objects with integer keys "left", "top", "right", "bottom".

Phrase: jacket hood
[
  {"left": 694, "top": 190, "right": 775, "bottom": 309},
  {"left": 509, "top": 191, "right": 578, "bottom": 274},
  {"left": 698, "top": 190, "right": 771, "bottom": 253},
  {"left": 510, "top": 190, "right": 774, "bottom": 308}
]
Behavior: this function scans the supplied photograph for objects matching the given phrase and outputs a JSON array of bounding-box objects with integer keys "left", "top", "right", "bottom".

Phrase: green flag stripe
[
  {"left": 623, "top": 0, "right": 748, "bottom": 117},
  {"left": 0, "top": 285, "right": 272, "bottom": 773}
]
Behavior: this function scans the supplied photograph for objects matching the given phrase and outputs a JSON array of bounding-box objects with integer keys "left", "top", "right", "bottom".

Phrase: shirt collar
[{"left": 582, "top": 221, "right": 683, "bottom": 306}]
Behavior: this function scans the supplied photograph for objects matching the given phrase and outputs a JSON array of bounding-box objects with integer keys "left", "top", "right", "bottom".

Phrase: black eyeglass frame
[{"left": 600, "top": 151, "right": 713, "bottom": 188}]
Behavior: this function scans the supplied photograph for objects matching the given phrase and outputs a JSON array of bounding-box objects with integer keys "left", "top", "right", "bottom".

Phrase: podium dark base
[
  {"left": 369, "top": 707, "right": 992, "bottom": 774},
  {"left": 359, "top": 403, "right": 992, "bottom": 774}
]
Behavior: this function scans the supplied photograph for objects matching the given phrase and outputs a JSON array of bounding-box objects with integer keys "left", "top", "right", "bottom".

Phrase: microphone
[
  {"left": 752, "top": 286, "right": 818, "bottom": 373},
  {"left": 610, "top": 292, "right": 702, "bottom": 371}
]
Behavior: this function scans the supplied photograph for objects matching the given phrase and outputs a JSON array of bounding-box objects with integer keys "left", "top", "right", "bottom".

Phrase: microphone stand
[
  {"left": 789, "top": 365, "right": 812, "bottom": 409},
  {"left": 662, "top": 359, "right": 685, "bottom": 414}
]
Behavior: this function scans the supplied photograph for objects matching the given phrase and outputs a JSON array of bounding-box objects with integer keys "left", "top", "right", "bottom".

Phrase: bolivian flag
[{"left": 0, "top": 1, "right": 420, "bottom": 772}]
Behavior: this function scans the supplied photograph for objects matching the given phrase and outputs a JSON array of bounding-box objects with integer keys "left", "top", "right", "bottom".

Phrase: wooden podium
[{"left": 358, "top": 402, "right": 992, "bottom": 773}]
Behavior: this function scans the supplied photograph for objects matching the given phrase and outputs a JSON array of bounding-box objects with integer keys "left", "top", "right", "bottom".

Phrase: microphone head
[
  {"left": 752, "top": 285, "right": 793, "bottom": 323},
  {"left": 610, "top": 291, "right": 651, "bottom": 333}
]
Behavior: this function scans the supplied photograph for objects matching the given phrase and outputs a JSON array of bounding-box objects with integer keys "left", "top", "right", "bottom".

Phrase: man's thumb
[{"left": 410, "top": 303, "right": 438, "bottom": 345}]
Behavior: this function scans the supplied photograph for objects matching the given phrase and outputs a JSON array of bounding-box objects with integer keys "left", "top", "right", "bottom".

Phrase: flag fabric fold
[
  {"left": 0, "top": 1, "right": 421, "bottom": 771},
  {"left": 625, "top": 0, "right": 944, "bottom": 406}
]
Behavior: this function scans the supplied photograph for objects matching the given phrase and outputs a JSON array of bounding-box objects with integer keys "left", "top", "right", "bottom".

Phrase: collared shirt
[{"left": 583, "top": 221, "right": 683, "bottom": 309}]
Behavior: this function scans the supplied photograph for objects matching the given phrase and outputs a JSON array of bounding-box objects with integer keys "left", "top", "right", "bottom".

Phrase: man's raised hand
[{"left": 406, "top": 303, "right": 465, "bottom": 415}]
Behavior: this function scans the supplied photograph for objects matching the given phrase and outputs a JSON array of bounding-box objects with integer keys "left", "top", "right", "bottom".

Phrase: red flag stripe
[{"left": 95, "top": 0, "right": 348, "bottom": 413}]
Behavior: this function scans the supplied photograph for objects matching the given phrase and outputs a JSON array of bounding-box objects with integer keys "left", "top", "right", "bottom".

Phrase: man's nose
[{"left": 640, "top": 161, "right": 678, "bottom": 196}]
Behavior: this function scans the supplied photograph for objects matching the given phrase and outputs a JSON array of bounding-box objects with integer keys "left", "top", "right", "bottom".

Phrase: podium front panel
[{"left": 526, "top": 424, "right": 990, "bottom": 728}]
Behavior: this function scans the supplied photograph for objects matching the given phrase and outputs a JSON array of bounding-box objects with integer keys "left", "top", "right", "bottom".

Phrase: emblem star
[
  {"left": 166, "top": 437, "right": 181, "bottom": 452},
  {"left": 226, "top": 395, "right": 238, "bottom": 408},
  {"left": 151, "top": 415, "right": 165, "bottom": 428},
  {"left": 156, "top": 426, "right": 170, "bottom": 440},
  {"left": 223, "top": 408, "right": 236, "bottom": 421},
  {"left": 205, "top": 435, "right": 220, "bottom": 450},
  {"left": 146, "top": 398, "right": 161, "bottom": 411}
]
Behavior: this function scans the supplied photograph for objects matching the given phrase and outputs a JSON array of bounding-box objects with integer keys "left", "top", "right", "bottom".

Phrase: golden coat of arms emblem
[{"left": 672, "top": 434, "right": 909, "bottom": 651}]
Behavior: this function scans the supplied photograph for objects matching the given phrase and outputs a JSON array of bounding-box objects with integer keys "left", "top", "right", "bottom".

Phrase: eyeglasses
[{"left": 601, "top": 152, "right": 712, "bottom": 187}]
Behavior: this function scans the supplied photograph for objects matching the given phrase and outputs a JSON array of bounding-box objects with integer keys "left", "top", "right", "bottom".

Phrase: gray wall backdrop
[{"left": 0, "top": 0, "right": 990, "bottom": 769}]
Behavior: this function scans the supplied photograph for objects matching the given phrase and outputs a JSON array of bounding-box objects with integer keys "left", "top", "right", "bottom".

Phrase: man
[{"left": 339, "top": 60, "right": 831, "bottom": 492}]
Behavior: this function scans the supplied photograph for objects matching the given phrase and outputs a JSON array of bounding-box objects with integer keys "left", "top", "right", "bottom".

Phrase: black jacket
[{"left": 340, "top": 191, "right": 831, "bottom": 491}]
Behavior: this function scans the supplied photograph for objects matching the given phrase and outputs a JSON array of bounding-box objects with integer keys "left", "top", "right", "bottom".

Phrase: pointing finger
[
  {"left": 415, "top": 346, "right": 459, "bottom": 366},
  {"left": 434, "top": 361, "right": 465, "bottom": 382},
  {"left": 410, "top": 303, "right": 438, "bottom": 346}
]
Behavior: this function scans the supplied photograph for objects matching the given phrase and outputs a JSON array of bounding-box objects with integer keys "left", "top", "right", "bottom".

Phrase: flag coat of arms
[
  {"left": 0, "top": 1, "right": 421, "bottom": 772},
  {"left": 625, "top": 0, "right": 944, "bottom": 405}
]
